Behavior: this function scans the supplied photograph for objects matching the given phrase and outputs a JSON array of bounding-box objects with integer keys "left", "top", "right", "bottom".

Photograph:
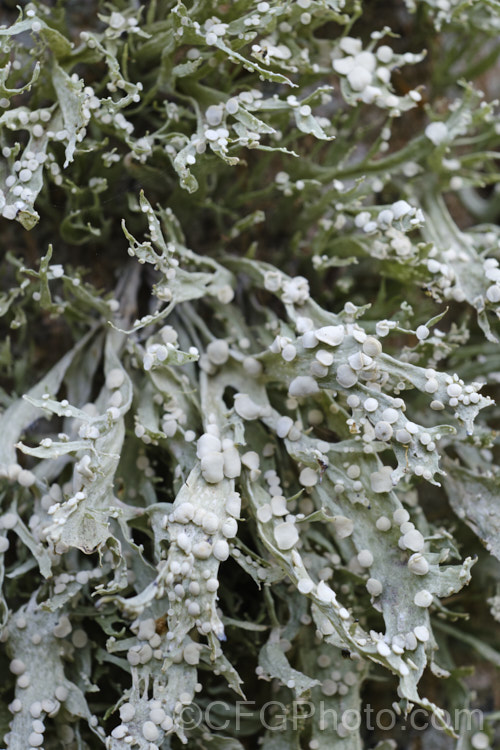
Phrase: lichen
[{"left": 0, "top": 1, "right": 500, "bottom": 749}]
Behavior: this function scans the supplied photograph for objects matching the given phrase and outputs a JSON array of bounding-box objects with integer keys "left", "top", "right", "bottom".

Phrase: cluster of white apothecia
[
  {"left": 247, "top": 450, "right": 435, "bottom": 621},
  {"left": 253, "top": 497, "right": 437, "bottom": 679},
  {"left": 2, "top": 602, "right": 100, "bottom": 748},
  {"left": 102, "top": 447, "right": 243, "bottom": 745},
  {"left": 117, "top": 293, "right": 486, "bottom": 677},
  {"left": 331, "top": 36, "right": 423, "bottom": 113},
  {"left": 353, "top": 200, "right": 425, "bottom": 260},
  {"left": 102, "top": 10, "right": 142, "bottom": 38},
  {"left": 110, "top": 696, "right": 178, "bottom": 746},
  {"left": 164, "top": 491, "right": 238, "bottom": 605},
  {"left": 482, "top": 258, "right": 500, "bottom": 305},
  {"left": 196, "top": 426, "right": 242, "bottom": 484},
  {"left": 0, "top": 13, "right": 148, "bottom": 225},
  {"left": 5, "top": 363, "right": 129, "bottom": 551},
  {"left": 12, "top": 283, "right": 482, "bottom": 521},
  {"left": 175, "top": 84, "right": 331, "bottom": 182},
  {"left": 0, "top": 85, "right": 97, "bottom": 221},
  {"left": 423, "top": 245, "right": 500, "bottom": 310},
  {"left": 264, "top": 269, "right": 311, "bottom": 305},
  {"left": 1, "top": 0, "right": 355, "bottom": 230}
]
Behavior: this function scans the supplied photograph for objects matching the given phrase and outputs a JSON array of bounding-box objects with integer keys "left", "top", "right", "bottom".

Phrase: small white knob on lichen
[
  {"left": 370, "top": 466, "right": 393, "bottom": 493},
  {"left": 274, "top": 522, "right": 299, "bottom": 550},
  {"left": 414, "top": 589, "right": 433, "bottom": 607},
  {"left": 315, "top": 325, "right": 344, "bottom": 346},
  {"left": 407, "top": 553, "right": 429, "bottom": 575},
  {"left": 366, "top": 578, "right": 383, "bottom": 596},
  {"left": 402, "top": 529, "right": 425, "bottom": 552},
  {"left": 357, "top": 549, "right": 374, "bottom": 567},
  {"left": 288, "top": 376, "right": 319, "bottom": 397}
]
